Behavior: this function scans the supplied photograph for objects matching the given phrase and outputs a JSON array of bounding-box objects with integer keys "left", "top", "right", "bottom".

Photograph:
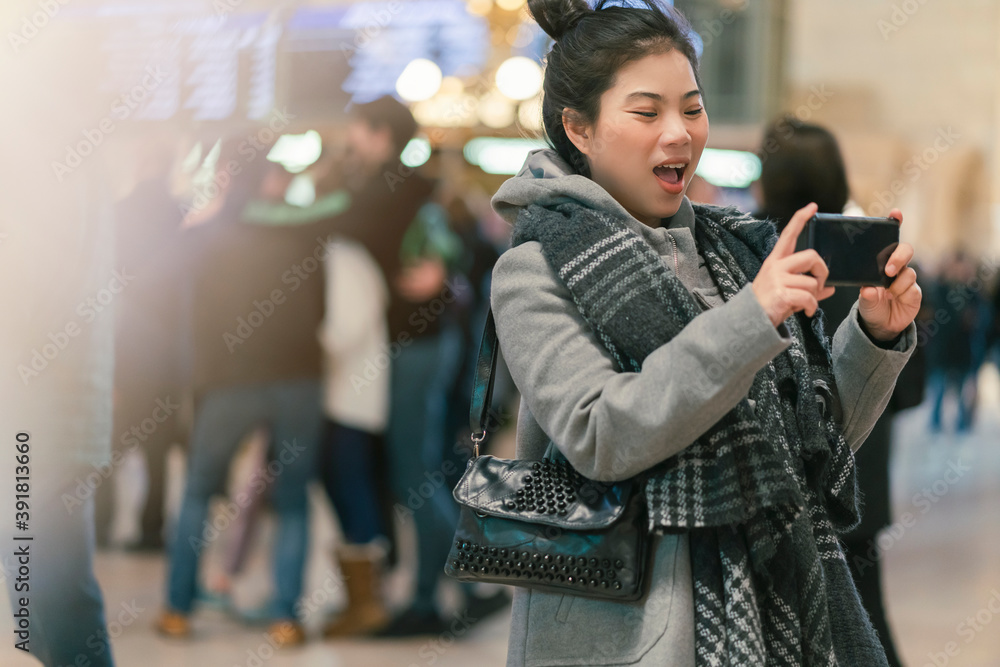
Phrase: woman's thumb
[{"left": 859, "top": 286, "right": 880, "bottom": 306}]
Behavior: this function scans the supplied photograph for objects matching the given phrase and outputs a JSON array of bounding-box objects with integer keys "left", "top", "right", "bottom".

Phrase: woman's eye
[
  {"left": 632, "top": 111, "right": 657, "bottom": 118},
  {"left": 685, "top": 107, "right": 704, "bottom": 117}
]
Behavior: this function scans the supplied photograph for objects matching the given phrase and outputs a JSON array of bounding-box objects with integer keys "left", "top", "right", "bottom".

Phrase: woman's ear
[{"left": 561, "top": 108, "right": 592, "bottom": 157}]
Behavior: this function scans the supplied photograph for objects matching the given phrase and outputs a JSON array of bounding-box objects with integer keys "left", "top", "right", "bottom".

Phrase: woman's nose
[{"left": 658, "top": 114, "right": 690, "bottom": 147}]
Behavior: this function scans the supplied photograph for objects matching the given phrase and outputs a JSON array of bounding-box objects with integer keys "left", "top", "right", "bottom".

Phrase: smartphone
[{"left": 805, "top": 214, "right": 900, "bottom": 288}]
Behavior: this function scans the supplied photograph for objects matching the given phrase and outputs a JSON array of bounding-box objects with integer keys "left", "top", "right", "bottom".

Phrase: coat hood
[
  {"left": 491, "top": 148, "right": 636, "bottom": 224},
  {"left": 491, "top": 148, "right": 694, "bottom": 234}
]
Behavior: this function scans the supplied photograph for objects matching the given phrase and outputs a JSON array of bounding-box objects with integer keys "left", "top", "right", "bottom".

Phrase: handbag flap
[{"left": 453, "top": 455, "right": 636, "bottom": 530}]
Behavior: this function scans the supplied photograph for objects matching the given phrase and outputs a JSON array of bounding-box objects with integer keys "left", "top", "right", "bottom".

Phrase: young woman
[{"left": 489, "top": 1, "right": 922, "bottom": 665}]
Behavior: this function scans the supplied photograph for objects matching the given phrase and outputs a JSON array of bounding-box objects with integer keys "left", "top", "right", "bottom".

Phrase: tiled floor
[{"left": 2, "top": 369, "right": 1000, "bottom": 666}]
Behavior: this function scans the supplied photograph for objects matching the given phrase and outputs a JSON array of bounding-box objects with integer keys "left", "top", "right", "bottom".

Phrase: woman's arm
[
  {"left": 492, "top": 241, "right": 792, "bottom": 482},
  {"left": 831, "top": 302, "right": 917, "bottom": 451}
]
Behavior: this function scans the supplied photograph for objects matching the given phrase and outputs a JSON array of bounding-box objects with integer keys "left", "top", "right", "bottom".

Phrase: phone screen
[{"left": 807, "top": 214, "right": 900, "bottom": 287}]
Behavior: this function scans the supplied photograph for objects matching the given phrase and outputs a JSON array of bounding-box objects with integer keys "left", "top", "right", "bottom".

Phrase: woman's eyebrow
[{"left": 624, "top": 90, "right": 701, "bottom": 102}]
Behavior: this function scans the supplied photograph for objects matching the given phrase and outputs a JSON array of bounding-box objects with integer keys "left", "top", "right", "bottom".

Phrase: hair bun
[{"left": 527, "top": 0, "right": 591, "bottom": 41}]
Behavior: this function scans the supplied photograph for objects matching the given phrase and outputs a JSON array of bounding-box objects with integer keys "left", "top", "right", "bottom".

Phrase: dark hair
[
  {"left": 757, "top": 116, "right": 850, "bottom": 227},
  {"left": 527, "top": 0, "right": 701, "bottom": 177},
  {"left": 351, "top": 96, "right": 418, "bottom": 158}
]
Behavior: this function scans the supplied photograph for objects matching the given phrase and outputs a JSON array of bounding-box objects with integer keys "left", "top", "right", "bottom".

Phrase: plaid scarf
[{"left": 512, "top": 200, "right": 887, "bottom": 667}]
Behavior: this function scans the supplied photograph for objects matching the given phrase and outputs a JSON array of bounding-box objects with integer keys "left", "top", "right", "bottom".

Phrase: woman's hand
[
  {"left": 857, "top": 208, "right": 921, "bottom": 341},
  {"left": 753, "top": 203, "right": 836, "bottom": 328}
]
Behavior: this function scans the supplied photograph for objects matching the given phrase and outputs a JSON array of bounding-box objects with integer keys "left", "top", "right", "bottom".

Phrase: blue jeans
[
  {"left": 386, "top": 328, "right": 464, "bottom": 613},
  {"left": 165, "top": 380, "right": 321, "bottom": 620},
  {"left": 929, "top": 368, "right": 973, "bottom": 432}
]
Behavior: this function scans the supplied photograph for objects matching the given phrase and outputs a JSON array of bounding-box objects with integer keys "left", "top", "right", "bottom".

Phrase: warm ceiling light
[
  {"left": 395, "top": 59, "right": 443, "bottom": 102},
  {"left": 439, "top": 76, "right": 465, "bottom": 97},
  {"left": 495, "top": 56, "right": 542, "bottom": 101},
  {"left": 466, "top": 0, "right": 493, "bottom": 16},
  {"left": 496, "top": 0, "right": 526, "bottom": 10},
  {"left": 478, "top": 92, "right": 516, "bottom": 129}
]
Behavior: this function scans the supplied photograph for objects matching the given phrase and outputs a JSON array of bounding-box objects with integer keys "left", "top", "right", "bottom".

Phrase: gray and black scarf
[{"left": 512, "top": 200, "right": 887, "bottom": 667}]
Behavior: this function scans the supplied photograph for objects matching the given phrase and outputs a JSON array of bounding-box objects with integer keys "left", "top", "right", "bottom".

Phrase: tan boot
[
  {"left": 323, "top": 542, "right": 389, "bottom": 638},
  {"left": 267, "top": 620, "right": 306, "bottom": 648},
  {"left": 154, "top": 609, "right": 191, "bottom": 638}
]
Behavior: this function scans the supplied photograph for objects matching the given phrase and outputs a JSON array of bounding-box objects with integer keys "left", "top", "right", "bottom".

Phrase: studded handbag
[{"left": 443, "top": 310, "right": 650, "bottom": 601}]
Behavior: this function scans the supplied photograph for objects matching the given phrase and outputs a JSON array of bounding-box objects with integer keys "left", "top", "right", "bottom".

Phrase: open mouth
[
  {"left": 653, "top": 164, "right": 685, "bottom": 185},
  {"left": 653, "top": 161, "right": 688, "bottom": 193}
]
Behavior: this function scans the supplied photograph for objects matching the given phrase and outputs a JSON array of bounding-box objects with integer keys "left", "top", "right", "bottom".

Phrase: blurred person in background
[
  {"left": 989, "top": 274, "right": 1000, "bottom": 370},
  {"left": 95, "top": 132, "right": 187, "bottom": 551},
  {"left": 927, "top": 251, "right": 983, "bottom": 434},
  {"left": 0, "top": 30, "right": 116, "bottom": 667},
  {"left": 312, "top": 232, "right": 394, "bottom": 638},
  {"left": 156, "top": 149, "right": 324, "bottom": 647},
  {"left": 243, "top": 97, "right": 508, "bottom": 635},
  {"left": 964, "top": 257, "right": 994, "bottom": 425},
  {"left": 756, "top": 116, "right": 925, "bottom": 667}
]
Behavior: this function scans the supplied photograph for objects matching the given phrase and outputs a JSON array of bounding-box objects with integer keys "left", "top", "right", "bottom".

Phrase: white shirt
[{"left": 319, "top": 239, "right": 390, "bottom": 433}]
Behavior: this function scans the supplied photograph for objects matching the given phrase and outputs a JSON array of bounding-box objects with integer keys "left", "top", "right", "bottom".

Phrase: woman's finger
[
  {"left": 888, "top": 267, "right": 918, "bottom": 299},
  {"left": 772, "top": 203, "right": 818, "bottom": 259},
  {"left": 888, "top": 208, "right": 904, "bottom": 225},
  {"left": 783, "top": 274, "right": 821, "bottom": 294},
  {"left": 885, "top": 242, "right": 914, "bottom": 277},
  {"left": 781, "top": 249, "right": 830, "bottom": 286},
  {"left": 780, "top": 288, "right": 820, "bottom": 317}
]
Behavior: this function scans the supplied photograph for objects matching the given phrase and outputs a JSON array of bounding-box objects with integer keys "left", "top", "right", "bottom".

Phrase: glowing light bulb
[
  {"left": 495, "top": 56, "right": 543, "bottom": 101},
  {"left": 478, "top": 92, "right": 516, "bottom": 128},
  {"left": 466, "top": 0, "right": 493, "bottom": 16},
  {"left": 396, "top": 59, "right": 443, "bottom": 102}
]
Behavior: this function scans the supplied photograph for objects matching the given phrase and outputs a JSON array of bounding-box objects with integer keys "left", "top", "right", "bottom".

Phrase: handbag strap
[{"left": 469, "top": 308, "right": 500, "bottom": 457}]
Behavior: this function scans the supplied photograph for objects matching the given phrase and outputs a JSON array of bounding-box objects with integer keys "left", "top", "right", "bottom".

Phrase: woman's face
[{"left": 567, "top": 49, "right": 709, "bottom": 226}]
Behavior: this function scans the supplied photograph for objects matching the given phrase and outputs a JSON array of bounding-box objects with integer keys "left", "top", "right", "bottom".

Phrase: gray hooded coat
[{"left": 489, "top": 149, "right": 916, "bottom": 666}]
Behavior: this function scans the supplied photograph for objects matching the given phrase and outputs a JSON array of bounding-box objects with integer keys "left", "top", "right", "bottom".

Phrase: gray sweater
[{"left": 490, "top": 149, "right": 916, "bottom": 666}]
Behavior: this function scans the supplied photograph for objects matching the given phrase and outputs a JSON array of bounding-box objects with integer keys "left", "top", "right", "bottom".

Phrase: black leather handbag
[{"left": 443, "top": 310, "right": 650, "bottom": 601}]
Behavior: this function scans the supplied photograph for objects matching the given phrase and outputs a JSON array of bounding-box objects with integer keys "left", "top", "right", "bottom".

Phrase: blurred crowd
[{"left": 101, "top": 96, "right": 515, "bottom": 647}]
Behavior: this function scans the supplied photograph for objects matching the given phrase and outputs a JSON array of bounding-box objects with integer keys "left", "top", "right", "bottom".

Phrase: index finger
[{"left": 772, "top": 202, "right": 818, "bottom": 259}]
